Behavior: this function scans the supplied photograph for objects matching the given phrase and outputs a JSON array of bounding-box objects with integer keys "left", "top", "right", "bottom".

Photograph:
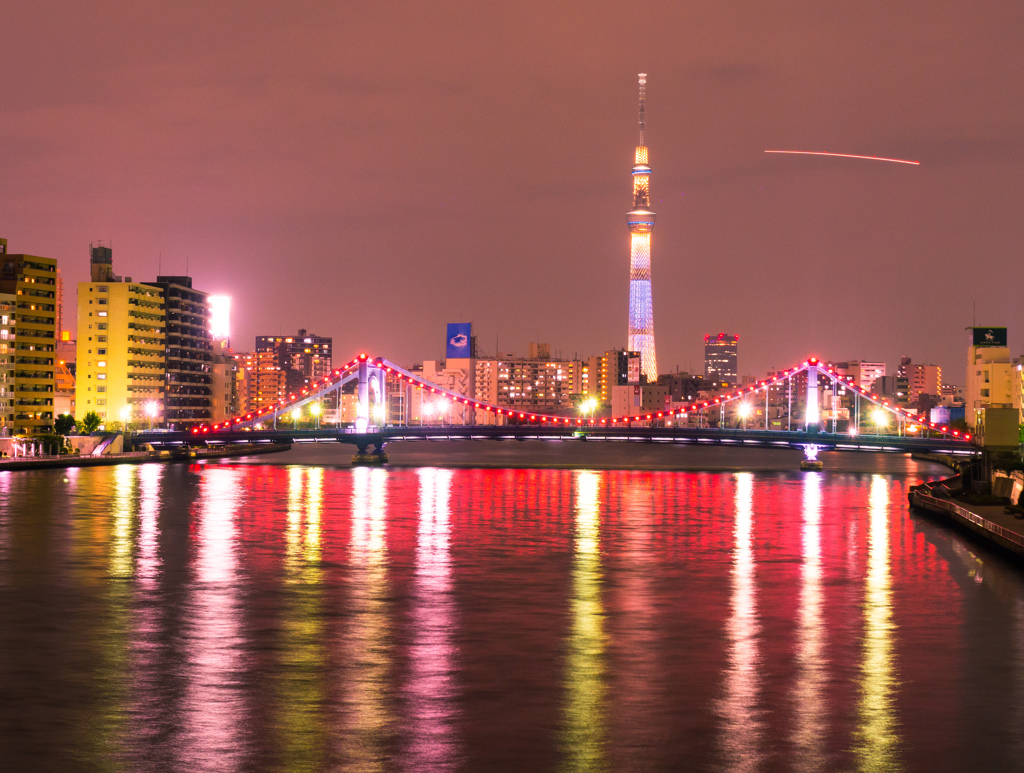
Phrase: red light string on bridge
[{"left": 192, "top": 354, "right": 970, "bottom": 441}]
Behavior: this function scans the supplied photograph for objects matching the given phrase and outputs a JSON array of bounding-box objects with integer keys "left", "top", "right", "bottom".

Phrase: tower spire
[
  {"left": 626, "top": 73, "right": 657, "bottom": 382},
  {"left": 638, "top": 73, "right": 647, "bottom": 145}
]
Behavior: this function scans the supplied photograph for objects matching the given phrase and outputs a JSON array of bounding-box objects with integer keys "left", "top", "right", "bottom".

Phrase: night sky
[{"left": 2, "top": 1, "right": 1021, "bottom": 382}]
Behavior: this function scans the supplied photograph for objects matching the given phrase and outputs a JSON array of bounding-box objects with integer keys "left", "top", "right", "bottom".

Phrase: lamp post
[
  {"left": 871, "top": 407, "right": 889, "bottom": 436},
  {"left": 737, "top": 401, "right": 752, "bottom": 431},
  {"left": 310, "top": 401, "right": 321, "bottom": 430},
  {"left": 145, "top": 401, "right": 159, "bottom": 430}
]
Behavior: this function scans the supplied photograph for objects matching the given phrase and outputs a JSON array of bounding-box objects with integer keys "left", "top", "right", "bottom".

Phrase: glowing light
[
  {"left": 145, "top": 401, "right": 160, "bottom": 418},
  {"left": 765, "top": 150, "right": 920, "bottom": 165},
  {"left": 309, "top": 402, "right": 321, "bottom": 417},
  {"left": 871, "top": 408, "right": 889, "bottom": 429},
  {"left": 207, "top": 295, "right": 231, "bottom": 340},
  {"left": 736, "top": 402, "right": 753, "bottom": 420},
  {"left": 291, "top": 407, "right": 302, "bottom": 423}
]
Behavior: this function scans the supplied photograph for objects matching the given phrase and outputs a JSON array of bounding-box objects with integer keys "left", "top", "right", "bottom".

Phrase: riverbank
[
  {"left": 910, "top": 476, "right": 1024, "bottom": 560},
  {"left": 0, "top": 442, "right": 291, "bottom": 472}
]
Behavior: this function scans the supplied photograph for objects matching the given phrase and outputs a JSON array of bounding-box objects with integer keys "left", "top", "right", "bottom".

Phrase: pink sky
[{"left": 2, "top": 1, "right": 1022, "bottom": 381}]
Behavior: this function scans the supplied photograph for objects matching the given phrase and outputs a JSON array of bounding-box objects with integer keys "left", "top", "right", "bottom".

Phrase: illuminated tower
[{"left": 626, "top": 73, "right": 658, "bottom": 381}]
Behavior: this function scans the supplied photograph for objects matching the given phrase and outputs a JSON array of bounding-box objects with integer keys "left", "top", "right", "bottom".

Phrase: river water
[{"left": 1, "top": 444, "right": 1023, "bottom": 772}]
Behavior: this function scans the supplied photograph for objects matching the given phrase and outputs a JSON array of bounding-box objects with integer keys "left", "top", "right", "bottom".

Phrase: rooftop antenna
[{"left": 637, "top": 73, "right": 647, "bottom": 145}]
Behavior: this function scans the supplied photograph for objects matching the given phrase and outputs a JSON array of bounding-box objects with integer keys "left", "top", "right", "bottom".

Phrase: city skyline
[{"left": 2, "top": 3, "right": 1022, "bottom": 382}]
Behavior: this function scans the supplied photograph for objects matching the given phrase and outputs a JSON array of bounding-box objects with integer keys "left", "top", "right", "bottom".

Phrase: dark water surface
[{"left": 2, "top": 446, "right": 1023, "bottom": 772}]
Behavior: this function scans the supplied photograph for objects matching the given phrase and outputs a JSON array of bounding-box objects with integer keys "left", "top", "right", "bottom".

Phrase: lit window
[{"left": 98, "top": 311, "right": 107, "bottom": 317}]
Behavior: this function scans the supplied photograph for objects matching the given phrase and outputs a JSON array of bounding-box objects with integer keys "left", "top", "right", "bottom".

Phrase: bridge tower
[
  {"left": 805, "top": 358, "right": 820, "bottom": 433},
  {"left": 626, "top": 73, "right": 658, "bottom": 382}
]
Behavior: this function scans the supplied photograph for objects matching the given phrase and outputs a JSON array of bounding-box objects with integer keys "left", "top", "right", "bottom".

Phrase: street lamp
[
  {"left": 291, "top": 407, "right": 302, "bottom": 428},
  {"left": 871, "top": 407, "right": 889, "bottom": 434},
  {"left": 309, "top": 401, "right": 321, "bottom": 429},
  {"left": 120, "top": 404, "right": 132, "bottom": 429},
  {"left": 145, "top": 401, "right": 159, "bottom": 430},
  {"left": 578, "top": 397, "right": 598, "bottom": 425},
  {"left": 737, "top": 401, "right": 752, "bottom": 430}
]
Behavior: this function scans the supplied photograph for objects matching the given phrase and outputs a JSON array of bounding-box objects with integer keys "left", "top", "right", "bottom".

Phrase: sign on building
[
  {"left": 446, "top": 322, "right": 473, "bottom": 359},
  {"left": 971, "top": 327, "right": 1008, "bottom": 347}
]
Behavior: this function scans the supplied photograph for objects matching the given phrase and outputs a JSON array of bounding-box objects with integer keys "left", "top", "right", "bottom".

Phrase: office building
[
  {"left": 965, "top": 326, "right": 1014, "bottom": 429},
  {"left": 836, "top": 361, "right": 886, "bottom": 392},
  {"left": 76, "top": 276, "right": 165, "bottom": 424},
  {"left": 475, "top": 350, "right": 583, "bottom": 416},
  {"left": 144, "top": 276, "right": 213, "bottom": 427},
  {"left": 704, "top": 333, "right": 739, "bottom": 388},
  {"left": 0, "top": 239, "right": 57, "bottom": 435}
]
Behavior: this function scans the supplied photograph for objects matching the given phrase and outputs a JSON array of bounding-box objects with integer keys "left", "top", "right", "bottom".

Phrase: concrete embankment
[
  {"left": 910, "top": 474, "right": 1024, "bottom": 560},
  {"left": 0, "top": 442, "right": 291, "bottom": 472}
]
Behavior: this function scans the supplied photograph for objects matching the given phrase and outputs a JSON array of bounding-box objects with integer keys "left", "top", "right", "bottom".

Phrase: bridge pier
[
  {"left": 350, "top": 436, "right": 389, "bottom": 466},
  {"left": 799, "top": 443, "right": 824, "bottom": 471}
]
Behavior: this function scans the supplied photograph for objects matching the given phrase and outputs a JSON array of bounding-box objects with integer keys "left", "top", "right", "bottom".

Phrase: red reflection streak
[
  {"left": 179, "top": 467, "right": 245, "bottom": 771},
  {"left": 405, "top": 468, "right": 458, "bottom": 769},
  {"left": 765, "top": 149, "right": 921, "bottom": 165}
]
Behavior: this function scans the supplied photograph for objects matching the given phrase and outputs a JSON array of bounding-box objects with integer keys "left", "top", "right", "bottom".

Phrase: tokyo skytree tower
[{"left": 626, "top": 73, "right": 658, "bottom": 381}]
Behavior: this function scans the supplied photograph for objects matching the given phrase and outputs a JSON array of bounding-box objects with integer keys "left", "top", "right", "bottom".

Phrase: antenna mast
[{"left": 638, "top": 73, "right": 647, "bottom": 145}]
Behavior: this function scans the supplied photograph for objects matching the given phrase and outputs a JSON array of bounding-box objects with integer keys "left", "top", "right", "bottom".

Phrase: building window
[
  {"left": 97, "top": 349, "right": 107, "bottom": 355},
  {"left": 98, "top": 311, "right": 107, "bottom": 317}
]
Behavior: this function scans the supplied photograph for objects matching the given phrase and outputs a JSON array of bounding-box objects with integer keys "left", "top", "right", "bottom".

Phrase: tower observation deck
[{"left": 627, "top": 73, "right": 658, "bottom": 382}]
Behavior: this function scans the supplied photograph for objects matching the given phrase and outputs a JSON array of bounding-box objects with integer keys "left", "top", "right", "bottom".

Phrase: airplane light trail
[{"left": 765, "top": 150, "right": 920, "bottom": 165}]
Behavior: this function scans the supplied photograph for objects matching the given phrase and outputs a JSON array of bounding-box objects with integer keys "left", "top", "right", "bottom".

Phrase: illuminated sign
[
  {"left": 446, "top": 322, "right": 472, "bottom": 359},
  {"left": 208, "top": 295, "right": 231, "bottom": 340},
  {"left": 971, "top": 327, "right": 1007, "bottom": 347}
]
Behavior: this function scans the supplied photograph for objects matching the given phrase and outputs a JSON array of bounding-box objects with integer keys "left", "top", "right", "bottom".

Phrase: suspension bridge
[{"left": 132, "top": 354, "right": 977, "bottom": 467}]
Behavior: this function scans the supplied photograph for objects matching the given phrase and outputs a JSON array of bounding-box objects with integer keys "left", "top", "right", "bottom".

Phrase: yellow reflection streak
[
  {"left": 408, "top": 468, "right": 457, "bottom": 769},
  {"left": 794, "top": 473, "right": 827, "bottom": 770},
  {"left": 110, "top": 464, "right": 136, "bottom": 578},
  {"left": 854, "top": 475, "right": 901, "bottom": 771},
  {"left": 720, "top": 472, "right": 762, "bottom": 771},
  {"left": 344, "top": 466, "right": 392, "bottom": 771},
  {"left": 136, "top": 464, "right": 161, "bottom": 587},
  {"left": 561, "top": 470, "right": 607, "bottom": 771},
  {"left": 278, "top": 466, "right": 327, "bottom": 770}
]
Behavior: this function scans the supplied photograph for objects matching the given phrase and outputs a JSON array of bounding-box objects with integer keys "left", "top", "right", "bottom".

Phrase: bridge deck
[{"left": 134, "top": 425, "right": 977, "bottom": 456}]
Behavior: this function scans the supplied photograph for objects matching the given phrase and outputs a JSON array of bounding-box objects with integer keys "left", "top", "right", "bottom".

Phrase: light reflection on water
[
  {"left": 719, "top": 472, "right": 763, "bottom": 771},
  {"left": 2, "top": 459, "right": 1024, "bottom": 771},
  {"left": 854, "top": 475, "right": 900, "bottom": 771},
  {"left": 561, "top": 470, "right": 607, "bottom": 771}
]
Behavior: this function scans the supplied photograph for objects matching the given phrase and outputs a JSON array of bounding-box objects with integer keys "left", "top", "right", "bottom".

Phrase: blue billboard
[{"left": 446, "top": 322, "right": 472, "bottom": 359}]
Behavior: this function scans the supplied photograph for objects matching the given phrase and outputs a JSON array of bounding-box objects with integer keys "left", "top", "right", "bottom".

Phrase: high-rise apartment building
[
  {"left": 233, "top": 351, "right": 286, "bottom": 415},
  {"left": 0, "top": 239, "right": 57, "bottom": 435},
  {"left": 0, "top": 290, "right": 15, "bottom": 432},
  {"left": 475, "top": 351, "right": 583, "bottom": 415},
  {"left": 837, "top": 361, "right": 886, "bottom": 392},
  {"left": 704, "top": 333, "right": 739, "bottom": 388},
  {"left": 76, "top": 279, "right": 165, "bottom": 424},
  {"left": 255, "top": 329, "right": 333, "bottom": 394},
  {"left": 595, "top": 349, "right": 640, "bottom": 404},
  {"left": 626, "top": 73, "right": 658, "bottom": 381},
  {"left": 144, "top": 276, "right": 212, "bottom": 427}
]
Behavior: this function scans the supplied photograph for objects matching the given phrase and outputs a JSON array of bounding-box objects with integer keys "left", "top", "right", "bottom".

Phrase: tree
[
  {"left": 54, "top": 413, "right": 77, "bottom": 436},
  {"left": 80, "top": 411, "right": 102, "bottom": 434}
]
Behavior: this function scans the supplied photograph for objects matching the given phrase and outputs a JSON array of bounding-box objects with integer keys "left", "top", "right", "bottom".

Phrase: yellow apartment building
[
  {"left": 0, "top": 242, "right": 57, "bottom": 436},
  {"left": 76, "top": 281, "right": 165, "bottom": 425}
]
